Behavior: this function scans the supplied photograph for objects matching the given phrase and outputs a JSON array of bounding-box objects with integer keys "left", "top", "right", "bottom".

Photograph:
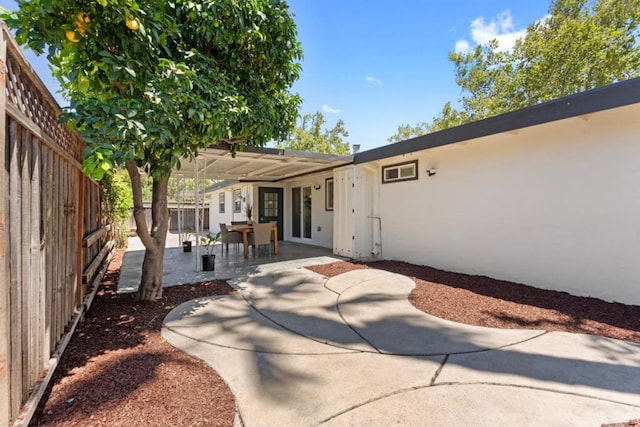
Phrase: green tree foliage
[
  {"left": 387, "top": 122, "right": 430, "bottom": 143},
  {"left": 278, "top": 111, "right": 351, "bottom": 155},
  {"left": 389, "top": 0, "right": 640, "bottom": 140},
  {"left": 102, "top": 170, "right": 133, "bottom": 221},
  {"left": 3, "top": 0, "right": 302, "bottom": 300},
  {"left": 101, "top": 170, "right": 133, "bottom": 248},
  {"left": 139, "top": 177, "right": 214, "bottom": 203}
]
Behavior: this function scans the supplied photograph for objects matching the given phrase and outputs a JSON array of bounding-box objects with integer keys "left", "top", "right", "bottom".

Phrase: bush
[{"left": 101, "top": 170, "right": 133, "bottom": 248}]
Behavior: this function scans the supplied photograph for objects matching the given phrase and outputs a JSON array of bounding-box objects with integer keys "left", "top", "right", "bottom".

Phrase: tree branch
[{"left": 220, "top": 136, "right": 243, "bottom": 144}]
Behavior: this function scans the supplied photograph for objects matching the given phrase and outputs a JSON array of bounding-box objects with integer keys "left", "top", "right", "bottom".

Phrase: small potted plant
[
  {"left": 244, "top": 203, "right": 254, "bottom": 225},
  {"left": 181, "top": 227, "right": 194, "bottom": 252},
  {"left": 200, "top": 231, "right": 221, "bottom": 271}
]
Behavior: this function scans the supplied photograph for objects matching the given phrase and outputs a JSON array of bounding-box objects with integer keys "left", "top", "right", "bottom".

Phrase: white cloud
[
  {"left": 365, "top": 75, "right": 383, "bottom": 86},
  {"left": 455, "top": 39, "right": 471, "bottom": 54},
  {"left": 454, "top": 10, "right": 527, "bottom": 53},
  {"left": 322, "top": 104, "right": 341, "bottom": 114}
]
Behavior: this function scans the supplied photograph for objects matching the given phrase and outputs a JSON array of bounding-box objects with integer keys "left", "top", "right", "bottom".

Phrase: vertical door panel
[{"left": 292, "top": 187, "right": 301, "bottom": 238}]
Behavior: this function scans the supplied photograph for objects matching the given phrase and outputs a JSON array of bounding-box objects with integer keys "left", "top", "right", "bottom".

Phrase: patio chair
[
  {"left": 248, "top": 222, "right": 273, "bottom": 256},
  {"left": 219, "top": 223, "right": 242, "bottom": 254}
]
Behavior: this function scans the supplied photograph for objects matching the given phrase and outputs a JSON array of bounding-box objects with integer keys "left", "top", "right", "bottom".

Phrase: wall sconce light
[
  {"left": 313, "top": 184, "right": 321, "bottom": 190},
  {"left": 242, "top": 196, "right": 246, "bottom": 202},
  {"left": 426, "top": 168, "right": 437, "bottom": 176}
]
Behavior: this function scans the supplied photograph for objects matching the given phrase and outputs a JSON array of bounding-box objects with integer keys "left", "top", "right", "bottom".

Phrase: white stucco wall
[
  {"left": 208, "top": 184, "right": 253, "bottom": 232},
  {"left": 283, "top": 173, "right": 334, "bottom": 249},
  {"left": 369, "top": 103, "right": 640, "bottom": 305}
]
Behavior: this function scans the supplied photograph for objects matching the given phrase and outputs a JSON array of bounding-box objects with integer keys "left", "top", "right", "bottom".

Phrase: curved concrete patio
[{"left": 162, "top": 267, "right": 640, "bottom": 426}]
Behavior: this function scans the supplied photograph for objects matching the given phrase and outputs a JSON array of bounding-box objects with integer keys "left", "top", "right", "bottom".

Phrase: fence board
[
  {"left": 31, "top": 137, "right": 43, "bottom": 379},
  {"left": 8, "top": 118, "right": 23, "bottom": 417},
  {"left": 0, "top": 28, "right": 9, "bottom": 427},
  {"left": 55, "top": 154, "right": 63, "bottom": 347},
  {"left": 75, "top": 173, "right": 84, "bottom": 303},
  {"left": 44, "top": 147, "right": 54, "bottom": 354},
  {"left": 31, "top": 138, "right": 45, "bottom": 381},
  {"left": 20, "top": 124, "right": 32, "bottom": 400}
]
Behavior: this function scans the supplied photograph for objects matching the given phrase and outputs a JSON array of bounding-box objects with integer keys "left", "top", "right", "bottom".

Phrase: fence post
[
  {"left": 75, "top": 174, "right": 85, "bottom": 306},
  {"left": 0, "top": 24, "right": 11, "bottom": 427}
]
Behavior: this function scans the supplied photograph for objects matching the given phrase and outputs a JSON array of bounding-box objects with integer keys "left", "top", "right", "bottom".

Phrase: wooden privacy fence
[
  {"left": 127, "top": 204, "right": 210, "bottom": 232},
  {"left": 0, "top": 24, "right": 112, "bottom": 426}
]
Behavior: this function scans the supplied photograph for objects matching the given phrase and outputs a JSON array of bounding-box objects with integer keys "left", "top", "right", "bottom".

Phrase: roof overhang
[{"left": 176, "top": 144, "right": 353, "bottom": 182}]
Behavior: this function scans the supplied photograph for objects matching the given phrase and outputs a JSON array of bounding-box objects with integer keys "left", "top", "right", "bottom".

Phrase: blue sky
[{"left": 1, "top": 0, "right": 549, "bottom": 151}]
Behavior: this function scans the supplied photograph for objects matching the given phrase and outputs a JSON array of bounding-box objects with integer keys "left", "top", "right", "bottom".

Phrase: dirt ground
[{"left": 30, "top": 254, "right": 640, "bottom": 426}]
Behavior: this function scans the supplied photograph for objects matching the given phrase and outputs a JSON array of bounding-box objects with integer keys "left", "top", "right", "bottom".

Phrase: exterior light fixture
[
  {"left": 313, "top": 184, "right": 321, "bottom": 190},
  {"left": 426, "top": 168, "right": 437, "bottom": 176}
]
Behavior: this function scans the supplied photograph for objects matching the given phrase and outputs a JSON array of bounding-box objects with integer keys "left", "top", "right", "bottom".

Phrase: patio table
[{"left": 227, "top": 223, "right": 279, "bottom": 258}]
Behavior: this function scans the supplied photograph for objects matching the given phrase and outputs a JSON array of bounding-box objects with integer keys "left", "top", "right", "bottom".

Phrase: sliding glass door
[{"left": 291, "top": 186, "right": 312, "bottom": 239}]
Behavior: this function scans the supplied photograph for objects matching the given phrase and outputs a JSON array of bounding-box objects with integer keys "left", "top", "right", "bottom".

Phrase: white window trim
[
  {"left": 218, "top": 192, "right": 225, "bottom": 213},
  {"left": 233, "top": 189, "right": 242, "bottom": 213},
  {"left": 325, "top": 178, "right": 334, "bottom": 211}
]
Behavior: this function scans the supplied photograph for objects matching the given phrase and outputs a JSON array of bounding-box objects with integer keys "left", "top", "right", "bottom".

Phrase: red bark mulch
[
  {"left": 31, "top": 249, "right": 237, "bottom": 427},
  {"left": 306, "top": 260, "right": 640, "bottom": 344},
  {"left": 30, "top": 254, "right": 640, "bottom": 426}
]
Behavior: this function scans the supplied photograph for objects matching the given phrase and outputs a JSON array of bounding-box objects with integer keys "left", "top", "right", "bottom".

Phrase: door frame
[
  {"left": 258, "top": 187, "right": 284, "bottom": 241},
  {"left": 291, "top": 185, "right": 313, "bottom": 240}
]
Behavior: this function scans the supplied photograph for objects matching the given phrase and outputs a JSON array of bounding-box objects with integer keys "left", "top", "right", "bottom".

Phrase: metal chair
[{"left": 219, "top": 223, "right": 242, "bottom": 254}]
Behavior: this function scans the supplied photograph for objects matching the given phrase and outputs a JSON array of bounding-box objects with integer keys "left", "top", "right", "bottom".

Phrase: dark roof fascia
[
  {"left": 273, "top": 161, "right": 354, "bottom": 182},
  {"left": 354, "top": 77, "right": 640, "bottom": 164},
  {"left": 206, "top": 143, "right": 284, "bottom": 155}
]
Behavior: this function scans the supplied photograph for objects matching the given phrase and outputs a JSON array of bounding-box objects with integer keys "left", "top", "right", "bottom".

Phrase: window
[
  {"left": 218, "top": 193, "right": 225, "bottom": 213},
  {"left": 233, "top": 189, "right": 242, "bottom": 213},
  {"left": 325, "top": 178, "right": 334, "bottom": 211},
  {"left": 382, "top": 160, "right": 418, "bottom": 183},
  {"left": 263, "top": 192, "right": 278, "bottom": 216}
]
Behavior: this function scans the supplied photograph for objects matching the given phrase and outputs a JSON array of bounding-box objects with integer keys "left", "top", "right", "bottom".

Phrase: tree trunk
[{"left": 126, "top": 161, "right": 170, "bottom": 301}]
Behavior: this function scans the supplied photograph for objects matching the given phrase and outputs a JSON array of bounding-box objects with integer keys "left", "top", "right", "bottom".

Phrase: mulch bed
[
  {"left": 306, "top": 260, "right": 640, "bottom": 344},
  {"left": 31, "top": 254, "right": 640, "bottom": 426},
  {"left": 31, "top": 249, "right": 236, "bottom": 427}
]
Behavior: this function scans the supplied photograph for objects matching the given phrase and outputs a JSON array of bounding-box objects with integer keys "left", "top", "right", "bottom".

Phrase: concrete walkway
[
  {"left": 162, "top": 267, "right": 640, "bottom": 426},
  {"left": 118, "top": 233, "right": 338, "bottom": 293}
]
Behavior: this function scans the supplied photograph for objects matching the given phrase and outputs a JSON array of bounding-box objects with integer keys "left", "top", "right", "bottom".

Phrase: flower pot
[
  {"left": 201, "top": 254, "right": 215, "bottom": 271},
  {"left": 182, "top": 241, "right": 192, "bottom": 252}
]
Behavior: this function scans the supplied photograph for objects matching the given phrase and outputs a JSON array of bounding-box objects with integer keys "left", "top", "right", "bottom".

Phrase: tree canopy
[
  {"left": 278, "top": 111, "right": 351, "bottom": 155},
  {"left": 389, "top": 0, "right": 640, "bottom": 141},
  {"left": 4, "top": 0, "right": 302, "bottom": 179},
  {"left": 3, "top": 0, "right": 303, "bottom": 300}
]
